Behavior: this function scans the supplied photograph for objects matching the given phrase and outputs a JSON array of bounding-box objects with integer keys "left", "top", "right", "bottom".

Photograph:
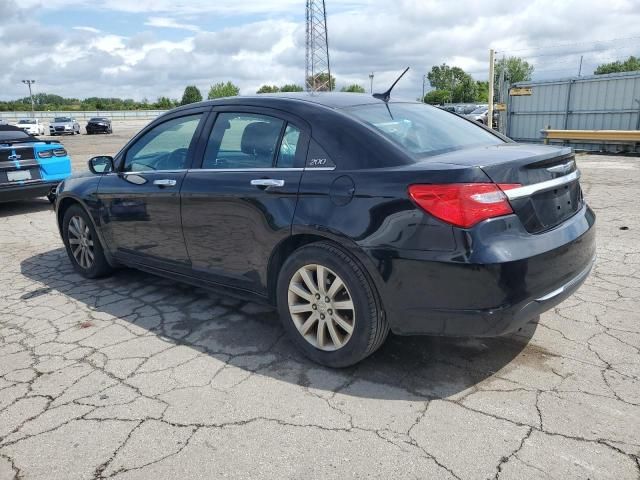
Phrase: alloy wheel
[
  {"left": 67, "top": 215, "right": 94, "bottom": 269},
  {"left": 288, "top": 264, "right": 355, "bottom": 351}
]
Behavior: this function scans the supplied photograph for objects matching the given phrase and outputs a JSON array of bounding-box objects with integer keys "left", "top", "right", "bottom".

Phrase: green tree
[
  {"left": 340, "top": 84, "right": 366, "bottom": 93},
  {"left": 306, "top": 73, "right": 335, "bottom": 91},
  {"left": 280, "top": 84, "right": 304, "bottom": 92},
  {"left": 494, "top": 57, "right": 534, "bottom": 87},
  {"left": 595, "top": 55, "right": 640, "bottom": 74},
  {"left": 208, "top": 81, "right": 240, "bottom": 99},
  {"left": 423, "top": 89, "right": 451, "bottom": 105},
  {"left": 427, "top": 64, "right": 478, "bottom": 103},
  {"left": 427, "top": 64, "right": 468, "bottom": 92},
  {"left": 451, "top": 75, "right": 477, "bottom": 103},
  {"left": 155, "top": 97, "right": 174, "bottom": 109},
  {"left": 256, "top": 85, "right": 280, "bottom": 94},
  {"left": 475, "top": 81, "right": 489, "bottom": 102},
  {"left": 180, "top": 85, "right": 202, "bottom": 105}
]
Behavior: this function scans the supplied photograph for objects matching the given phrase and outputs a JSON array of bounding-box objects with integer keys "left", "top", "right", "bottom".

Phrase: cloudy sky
[{"left": 1, "top": 0, "right": 639, "bottom": 101}]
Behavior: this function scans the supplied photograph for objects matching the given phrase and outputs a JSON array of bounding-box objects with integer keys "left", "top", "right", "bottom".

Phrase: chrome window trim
[
  {"left": 187, "top": 167, "right": 336, "bottom": 173},
  {"left": 192, "top": 168, "right": 305, "bottom": 173},
  {"left": 110, "top": 166, "right": 337, "bottom": 175},
  {"left": 113, "top": 169, "right": 187, "bottom": 175},
  {"left": 504, "top": 170, "right": 581, "bottom": 201}
]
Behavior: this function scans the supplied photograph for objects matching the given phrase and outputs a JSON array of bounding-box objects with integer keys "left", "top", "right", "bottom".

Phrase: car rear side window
[
  {"left": 344, "top": 103, "right": 503, "bottom": 157},
  {"left": 203, "top": 113, "right": 284, "bottom": 169},
  {"left": 124, "top": 114, "right": 202, "bottom": 172},
  {"left": 276, "top": 124, "right": 301, "bottom": 168}
]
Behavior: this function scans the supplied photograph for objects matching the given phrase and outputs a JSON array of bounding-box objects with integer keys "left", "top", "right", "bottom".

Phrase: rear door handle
[
  {"left": 250, "top": 179, "right": 285, "bottom": 188},
  {"left": 153, "top": 179, "right": 177, "bottom": 187}
]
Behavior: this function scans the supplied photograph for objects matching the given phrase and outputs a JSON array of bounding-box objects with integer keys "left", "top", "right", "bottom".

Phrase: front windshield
[
  {"left": 54, "top": 117, "right": 72, "bottom": 122},
  {"left": 470, "top": 107, "right": 488, "bottom": 114},
  {"left": 90, "top": 118, "right": 108, "bottom": 122},
  {"left": 345, "top": 103, "right": 503, "bottom": 157},
  {"left": 18, "top": 119, "right": 36, "bottom": 124}
]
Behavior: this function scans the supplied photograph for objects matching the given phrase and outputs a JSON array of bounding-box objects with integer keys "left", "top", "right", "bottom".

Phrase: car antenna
[{"left": 372, "top": 67, "right": 410, "bottom": 103}]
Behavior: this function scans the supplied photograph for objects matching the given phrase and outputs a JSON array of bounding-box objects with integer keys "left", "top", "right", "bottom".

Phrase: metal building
[{"left": 505, "top": 70, "right": 640, "bottom": 152}]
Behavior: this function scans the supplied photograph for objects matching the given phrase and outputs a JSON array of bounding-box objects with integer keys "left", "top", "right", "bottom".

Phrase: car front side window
[
  {"left": 123, "top": 114, "right": 202, "bottom": 172},
  {"left": 203, "top": 113, "right": 284, "bottom": 170}
]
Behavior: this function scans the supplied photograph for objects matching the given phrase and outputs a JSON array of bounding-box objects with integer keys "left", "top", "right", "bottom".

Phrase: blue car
[{"left": 0, "top": 125, "right": 72, "bottom": 203}]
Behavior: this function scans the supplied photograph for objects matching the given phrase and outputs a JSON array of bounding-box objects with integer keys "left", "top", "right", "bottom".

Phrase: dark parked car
[
  {"left": 54, "top": 93, "right": 595, "bottom": 367},
  {"left": 0, "top": 125, "right": 72, "bottom": 202},
  {"left": 86, "top": 117, "right": 113, "bottom": 135}
]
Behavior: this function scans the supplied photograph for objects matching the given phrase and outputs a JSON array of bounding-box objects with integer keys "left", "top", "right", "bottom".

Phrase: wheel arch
[
  {"left": 266, "top": 231, "right": 386, "bottom": 317},
  {"left": 56, "top": 195, "right": 116, "bottom": 266}
]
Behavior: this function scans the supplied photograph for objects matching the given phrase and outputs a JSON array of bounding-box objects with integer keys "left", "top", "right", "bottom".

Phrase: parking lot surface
[{"left": 0, "top": 125, "right": 639, "bottom": 479}]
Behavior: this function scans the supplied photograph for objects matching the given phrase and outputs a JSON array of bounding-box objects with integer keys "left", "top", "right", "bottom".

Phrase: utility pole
[
  {"left": 488, "top": 49, "right": 495, "bottom": 130},
  {"left": 422, "top": 74, "right": 427, "bottom": 102},
  {"left": 498, "top": 56, "right": 506, "bottom": 133},
  {"left": 21, "top": 80, "right": 36, "bottom": 117},
  {"left": 369, "top": 72, "right": 374, "bottom": 94},
  {"left": 578, "top": 55, "right": 583, "bottom": 77}
]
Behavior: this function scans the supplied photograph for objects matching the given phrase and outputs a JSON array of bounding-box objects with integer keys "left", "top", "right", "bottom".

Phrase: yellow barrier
[{"left": 541, "top": 129, "right": 640, "bottom": 143}]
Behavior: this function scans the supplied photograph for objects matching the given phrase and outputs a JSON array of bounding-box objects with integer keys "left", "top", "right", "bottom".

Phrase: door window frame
[
  {"left": 112, "top": 107, "right": 211, "bottom": 174},
  {"left": 192, "top": 106, "right": 311, "bottom": 171}
]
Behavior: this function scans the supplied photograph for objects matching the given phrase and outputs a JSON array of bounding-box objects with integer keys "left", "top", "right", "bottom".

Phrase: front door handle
[
  {"left": 250, "top": 179, "right": 285, "bottom": 188},
  {"left": 153, "top": 179, "right": 177, "bottom": 187}
]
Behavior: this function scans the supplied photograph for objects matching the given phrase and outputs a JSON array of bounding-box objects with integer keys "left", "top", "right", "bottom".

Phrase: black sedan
[
  {"left": 54, "top": 93, "right": 595, "bottom": 367},
  {"left": 86, "top": 117, "right": 112, "bottom": 134}
]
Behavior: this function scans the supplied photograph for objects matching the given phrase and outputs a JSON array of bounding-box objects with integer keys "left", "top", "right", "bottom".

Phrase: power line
[
  {"left": 509, "top": 43, "right": 640, "bottom": 60},
  {"left": 497, "top": 35, "right": 640, "bottom": 55}
]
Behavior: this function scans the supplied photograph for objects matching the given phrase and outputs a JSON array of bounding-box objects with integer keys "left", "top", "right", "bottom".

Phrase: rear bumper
[
  {"left": 367, "top": 204, "right": 596, "bottom": 336},
  {"left": 0, "top": 181, "right": 59, "bottom": 203}
]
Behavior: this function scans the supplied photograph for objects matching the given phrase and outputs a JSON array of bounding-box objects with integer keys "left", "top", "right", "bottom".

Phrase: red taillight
[{"left": 408, "top": 183, "right": 520, "bottom": 228}]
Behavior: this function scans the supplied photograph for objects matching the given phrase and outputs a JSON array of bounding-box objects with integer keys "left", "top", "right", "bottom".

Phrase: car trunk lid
[
  {"left": 0, "top": 144, "right": 41, "bottom": 184},
  {"left": 429, "top": 144, "right": 583, "bottom": 233}
]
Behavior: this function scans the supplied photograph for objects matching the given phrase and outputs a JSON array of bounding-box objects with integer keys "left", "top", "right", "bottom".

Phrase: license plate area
[
  {"left": 7, "top": 170, "right": 32, "bottom": 182},
  {"left": 511, "top": 181, "right": 583, "bottom": 233}
]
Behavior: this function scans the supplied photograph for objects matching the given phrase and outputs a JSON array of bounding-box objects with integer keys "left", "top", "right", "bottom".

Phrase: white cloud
[
  {"left": 144, "top": 17, "right": 200, "bottom": 32},
  {"left": 73, "top": 26, "right": 101, "bottom": 33},
  {"left": 1, "top": 0, "right": 639, "bottom": 101}
]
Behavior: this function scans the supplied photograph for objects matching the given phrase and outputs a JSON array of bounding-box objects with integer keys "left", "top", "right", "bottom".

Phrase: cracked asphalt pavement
[{"left": 0, "top": 131, "right": 639, "bottom": 479}]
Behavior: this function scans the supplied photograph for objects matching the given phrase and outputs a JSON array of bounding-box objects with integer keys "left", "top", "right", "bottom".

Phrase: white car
[
  {"left": 16, "top": 118, "right": 46, "bottom": 136},
  {"left": 49, "top": 116, "right": 80, "bottom": 135}
]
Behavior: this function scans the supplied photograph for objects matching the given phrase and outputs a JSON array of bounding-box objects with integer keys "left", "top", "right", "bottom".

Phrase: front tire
[
  {"left": 277, "top": 242, "right": 388, "bottom": 367},
  {"left": 62, "top": 204, "right": 113, "bottom": 279}
]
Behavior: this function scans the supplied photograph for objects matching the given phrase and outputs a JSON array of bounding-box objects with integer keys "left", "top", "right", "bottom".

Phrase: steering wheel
[{"left": 157, "top": 148, "right": 188, "bottom": 170}]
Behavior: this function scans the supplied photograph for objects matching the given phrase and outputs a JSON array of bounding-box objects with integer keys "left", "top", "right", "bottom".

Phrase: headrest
[{"left": 241, "top": 122, "right": 280, "bottom": 156}]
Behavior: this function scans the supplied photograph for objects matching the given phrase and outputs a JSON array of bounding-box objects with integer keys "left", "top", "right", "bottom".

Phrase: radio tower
[{"left": 305, "top": 0, "right": 332, "bottom": 91}]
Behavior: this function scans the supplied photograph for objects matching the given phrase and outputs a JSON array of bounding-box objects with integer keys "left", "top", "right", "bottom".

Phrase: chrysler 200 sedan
[{"left": 54, "top": 93, "right": 595, "bottom": 367}]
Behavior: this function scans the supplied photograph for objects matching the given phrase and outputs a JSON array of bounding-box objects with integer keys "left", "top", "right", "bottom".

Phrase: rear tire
[
  {"left": 62, "top": 204, "right": 113, "bottom": 279},
  {"left": 277, "top": 242, "right": 388, "bottom": 367}
]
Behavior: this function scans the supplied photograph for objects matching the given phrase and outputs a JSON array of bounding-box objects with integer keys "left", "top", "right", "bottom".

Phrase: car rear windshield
[
  {"left": 18, "top": 119, "right": 36, "bottom": 124},
  {"left": 54, "top": 117, "right": 72, "bottom": 122},
  {"left": 0, "top": 127, "right": 31, "bottom": 142},
  {"left": 344, "top": 103, "right": 503, "bottom": 157}
]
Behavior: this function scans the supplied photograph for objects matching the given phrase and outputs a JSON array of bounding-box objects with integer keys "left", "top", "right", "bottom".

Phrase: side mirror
[{"left": 88, "top": 156, "right": 114, "bottom": 174}]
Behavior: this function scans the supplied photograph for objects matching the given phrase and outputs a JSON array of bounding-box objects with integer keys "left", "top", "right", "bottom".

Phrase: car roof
[{"left": 172, "top": 92, "right": 421, "bottom": 113}]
